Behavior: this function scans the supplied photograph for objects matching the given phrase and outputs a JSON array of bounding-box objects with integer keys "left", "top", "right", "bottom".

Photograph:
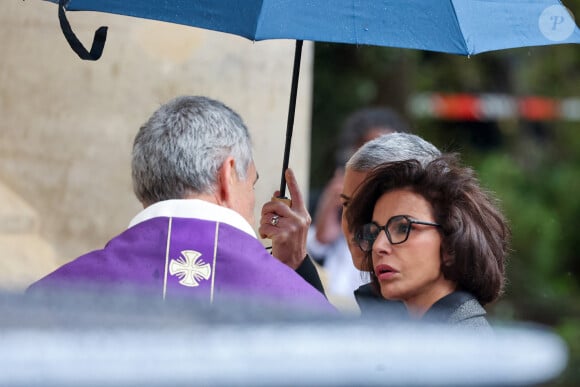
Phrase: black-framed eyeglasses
[{"left": 354, "top": 215, "right": 441, "bottom": 252}]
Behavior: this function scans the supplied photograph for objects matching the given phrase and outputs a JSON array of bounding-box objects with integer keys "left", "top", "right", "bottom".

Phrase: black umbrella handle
[
  {"left": 279, "top": 40, "right": 303, "bottom": 199},
  {"left": 58, "top": 0, "right": 108, "bottom": 61}
]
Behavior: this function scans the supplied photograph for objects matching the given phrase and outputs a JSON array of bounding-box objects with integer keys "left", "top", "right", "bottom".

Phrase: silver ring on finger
[{"left": 270, "top": 215, "right": 280, "bottom": 226}]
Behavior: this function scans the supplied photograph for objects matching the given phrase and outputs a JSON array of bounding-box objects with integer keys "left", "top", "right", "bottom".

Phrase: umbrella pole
[{"left": 279, "top": 40, "right": 304, "bottom": 199}]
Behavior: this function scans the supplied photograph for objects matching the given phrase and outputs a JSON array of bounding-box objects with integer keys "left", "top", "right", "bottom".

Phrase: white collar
[{"left": 128, "top": 199, "right": 257, "bottom": 238}]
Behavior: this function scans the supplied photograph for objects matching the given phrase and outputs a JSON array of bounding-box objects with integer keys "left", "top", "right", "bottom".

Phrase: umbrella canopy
[
  {"left": 51, "top": 0, "right": 580, "bottom": 55},
  {"left": 47, "top": 0, "right": 580, "bottom": 196}
]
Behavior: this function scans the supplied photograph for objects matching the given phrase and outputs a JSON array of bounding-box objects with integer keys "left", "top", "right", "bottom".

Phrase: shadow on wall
[{"left": 0, "top": 181, "right": 58, "bottom": 292}]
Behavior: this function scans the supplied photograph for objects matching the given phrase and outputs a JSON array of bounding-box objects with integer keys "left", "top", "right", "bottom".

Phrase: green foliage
[
  {"left": 477, "top": 151, "right": 580, "bottom": 301},
  {"left": 556, "top": 317, "right": 580, "bottom": 383}
]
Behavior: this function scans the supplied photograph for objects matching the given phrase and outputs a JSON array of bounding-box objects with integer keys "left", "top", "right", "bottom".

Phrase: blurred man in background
[{"left": 307, "top": 107, "right": 410, "bottom": 309}]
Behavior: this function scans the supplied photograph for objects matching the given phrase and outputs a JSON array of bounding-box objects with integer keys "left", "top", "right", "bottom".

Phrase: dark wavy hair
[{"left": 346, "top": 154, "right": 510, "bottom": 305}]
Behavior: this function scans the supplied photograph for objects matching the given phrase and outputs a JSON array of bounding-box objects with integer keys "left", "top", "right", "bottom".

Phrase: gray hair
[
  {"left": 346, "top": 132, "right": 441, "bottom": 172},
  {"left": 132, "top": 96, "right": 253, "bottom": 205}
]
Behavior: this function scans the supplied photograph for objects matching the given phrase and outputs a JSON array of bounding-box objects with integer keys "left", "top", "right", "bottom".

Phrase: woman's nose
[{"left": 372, "top": 228, "right": 392, "bottom": 255}]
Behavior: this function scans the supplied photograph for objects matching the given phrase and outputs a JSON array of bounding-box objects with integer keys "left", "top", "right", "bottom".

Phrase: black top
[
  {"left": 296, "top": 255, "right": 327, "bottom": 298},
  {"left": 354, "top": 283, "right": 408, "bottom": 320}
]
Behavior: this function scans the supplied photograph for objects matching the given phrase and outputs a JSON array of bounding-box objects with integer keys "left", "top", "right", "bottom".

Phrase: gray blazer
[
  {"left": 355, "top": 286, "right": 492, "bottom": 330},
  {"left": 423, "top": 290, "right": 492, "bottom": 330}
]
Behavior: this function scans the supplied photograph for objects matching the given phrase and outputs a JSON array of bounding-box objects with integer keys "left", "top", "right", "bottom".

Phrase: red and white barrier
[{"left": 410, "top": 93, "right": 580, "bottom": 121}]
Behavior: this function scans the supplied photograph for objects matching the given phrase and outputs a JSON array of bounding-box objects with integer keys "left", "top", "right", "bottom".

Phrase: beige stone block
[
  {"left": 0, "top": 234, "right": 59, "bottom": 292},
  {"left": 0, "top": 182, "right": 39, "bottom": 234},
  {"left": 1, "top": 1, "right": 312, "bottom": 263}
]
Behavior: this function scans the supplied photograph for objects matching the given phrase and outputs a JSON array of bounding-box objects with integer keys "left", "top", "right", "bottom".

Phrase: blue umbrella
[{"left": 47, "top": 0, "right": 580, "bottom": 197}]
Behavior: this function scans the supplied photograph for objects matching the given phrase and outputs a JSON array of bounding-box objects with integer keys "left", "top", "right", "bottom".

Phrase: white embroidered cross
[{"left": 169, "top": 250, "right": 211, "bottom": 287}]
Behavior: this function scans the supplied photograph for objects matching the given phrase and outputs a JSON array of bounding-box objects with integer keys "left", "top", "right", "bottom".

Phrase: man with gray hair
[
  {"left": 261, "top": 132, "right": 440, "bottom": 314},
  {"left": 306, "top": 107, "right": 410, "bottom": 307},
  {"left": 29, "top": 96, "right": 334, "bottom": 313}
]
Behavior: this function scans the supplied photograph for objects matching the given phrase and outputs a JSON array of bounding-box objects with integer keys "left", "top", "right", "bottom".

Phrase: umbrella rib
[
  {"left": 449, "top": 1, "right": 471, "bottom": 55},
  {"left": 352, "top": 0, "right": 358, "bottom": 45},
  {"left": 254, "top": 0, "right": 267, "bottom": 40}
]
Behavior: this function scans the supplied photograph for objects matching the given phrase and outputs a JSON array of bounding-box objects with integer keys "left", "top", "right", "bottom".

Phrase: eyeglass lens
[{"left": 358, "top": 215, "right": 423, "bottom": 252}]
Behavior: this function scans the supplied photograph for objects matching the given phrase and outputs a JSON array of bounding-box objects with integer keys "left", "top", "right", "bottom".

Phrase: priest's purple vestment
[{"left": 28, "top": 200, "right": 336, "bottom": 313}]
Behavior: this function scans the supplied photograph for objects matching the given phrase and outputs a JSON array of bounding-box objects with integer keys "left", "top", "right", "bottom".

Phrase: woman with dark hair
[{"left": 346, "top": 154, "right": 510, "bottom": 328}]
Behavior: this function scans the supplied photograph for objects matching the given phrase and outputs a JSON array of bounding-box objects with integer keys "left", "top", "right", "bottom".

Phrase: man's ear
[{"left": 216, "top": 156, "right": 237, "bottom": 207}]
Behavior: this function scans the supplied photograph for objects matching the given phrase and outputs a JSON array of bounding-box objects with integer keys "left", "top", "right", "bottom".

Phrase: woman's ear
[{"left": 441, "top": 245, "right": 455, "bottom": 267}]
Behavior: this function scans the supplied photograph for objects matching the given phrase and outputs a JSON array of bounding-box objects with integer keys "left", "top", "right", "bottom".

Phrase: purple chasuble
[{"left": 28, "top": 217, "right": 335, "bottom": 313}]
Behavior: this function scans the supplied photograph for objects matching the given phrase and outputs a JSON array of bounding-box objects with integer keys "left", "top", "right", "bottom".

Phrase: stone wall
[{"left": 0, "top": 1, "right": 313, "bottom": 290}]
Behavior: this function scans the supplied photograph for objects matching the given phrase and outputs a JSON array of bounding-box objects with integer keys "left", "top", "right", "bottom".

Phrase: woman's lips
[{"left": 374, "top": 264, "right": 399, "bottom": 281}]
